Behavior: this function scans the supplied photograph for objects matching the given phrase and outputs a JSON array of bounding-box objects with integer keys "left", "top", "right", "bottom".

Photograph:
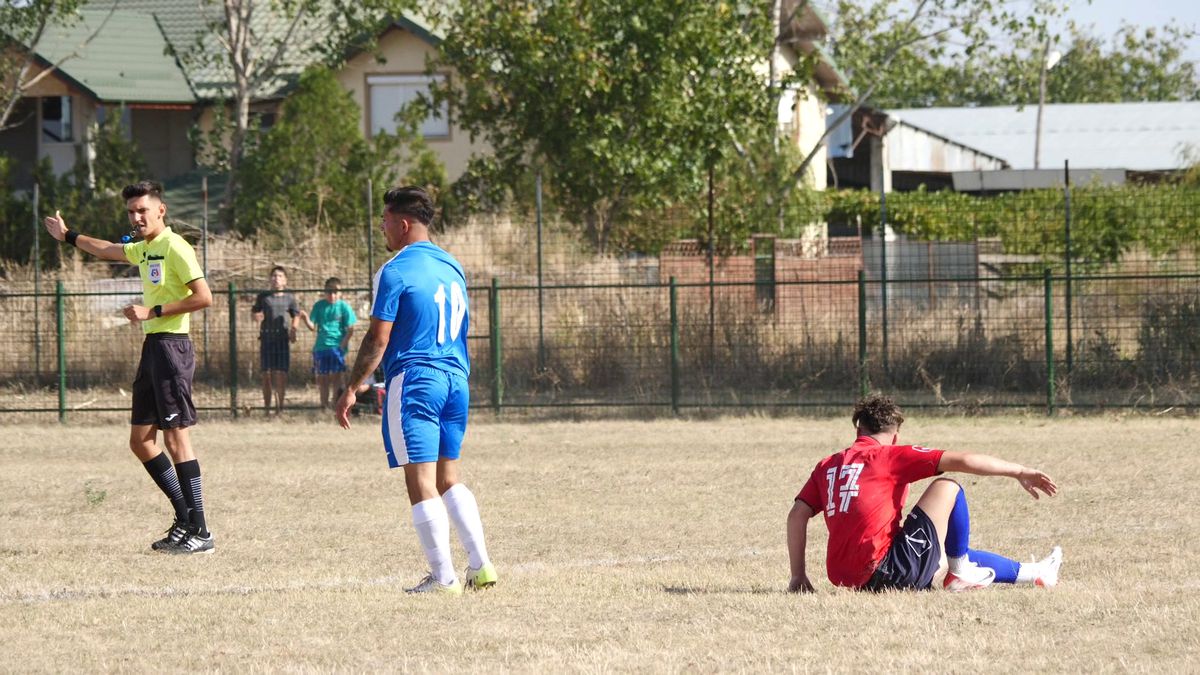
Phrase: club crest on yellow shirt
[{"left": 148, "top": 262, "right": 163, "bottom": 285}]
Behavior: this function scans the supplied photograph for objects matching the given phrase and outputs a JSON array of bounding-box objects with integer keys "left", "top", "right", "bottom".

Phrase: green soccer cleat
[
  {"left": 465, "top": 562, "right": 498, "bottom": 590},
  {"left": 405, "top": 574, "right": 464, "bottom": 595}
]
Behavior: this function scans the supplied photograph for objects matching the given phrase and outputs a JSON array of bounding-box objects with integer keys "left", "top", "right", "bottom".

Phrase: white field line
[{"left": 1, "top": 547, "right": 777, "bottom": 605}]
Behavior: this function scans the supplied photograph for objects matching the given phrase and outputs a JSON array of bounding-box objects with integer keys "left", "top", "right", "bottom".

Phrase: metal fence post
[
  {"left": 879, "top": 180, "right": 890, "bottom": 377},
  {"left": 858, "top": 270, "right": 868, "bottom": 398},
  {"left": 202, "top": 175, "right": 210, "bottom": 377},
  {"left": 56, "top": 280, "right": 66, "bottom": 423},
  {"left": 669, "top": 277, "right": 679, "bottom": 415},
  {"left": 366, "top": 179, "right": 374, "bottom": 296},
  {"left": 1063, "top": 159, "right": 1073, "bottom": 377},
  {"left": 33, "top": 182, "right": 41, "bottom": 384},
  {"left": 229, "top": 282, "right": 239, "bottom": 418},
  {"left": 490, "top": 277, "right": 503, "bottom": 414},
  {"left": 536, "top": 171, "right": 546, "bottom": 371},
  {"left": 1044, "top": 269, "right": 1055, "bottom": 416}
]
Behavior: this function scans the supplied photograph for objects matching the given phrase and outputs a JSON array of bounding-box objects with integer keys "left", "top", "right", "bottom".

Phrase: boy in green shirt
[{"left": 300, "top": 277, "right": 357, "bottom": 409}]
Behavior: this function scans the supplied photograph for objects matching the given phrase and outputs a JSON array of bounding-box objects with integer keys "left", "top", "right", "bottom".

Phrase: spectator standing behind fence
[
  {"left": 41, "top": 180, "right": 216, "bottom": 554},
  {"left": 298, "top": 277, "right": 357, "bottom": 410},
  {"left": 251, "top": 266, "right": 300, "bottom": 415},
  {"left": 334, "top": 186, "right": 497, "bottom": 594}
]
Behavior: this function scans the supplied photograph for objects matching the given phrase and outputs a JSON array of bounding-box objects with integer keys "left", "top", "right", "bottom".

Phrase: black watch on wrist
[{"left": 153, "top": 305, "right": 163, "bottom": 318}]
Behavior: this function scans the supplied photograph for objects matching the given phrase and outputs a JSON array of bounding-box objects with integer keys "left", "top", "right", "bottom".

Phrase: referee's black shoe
[
  {"left": 151, "top": 518, "right": 191, "bottom": 551},
  {"left": 169, "top": 529, "right": 215, "bottom": 555}
]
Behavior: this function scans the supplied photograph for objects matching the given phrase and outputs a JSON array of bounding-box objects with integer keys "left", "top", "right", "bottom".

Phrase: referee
[{"left": 43, "top": 180, "right": 215, "bottom": 554}]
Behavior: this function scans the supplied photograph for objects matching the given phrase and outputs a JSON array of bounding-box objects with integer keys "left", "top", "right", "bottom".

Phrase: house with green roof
[
  {"left": 2, "top": 1, "right": 847, "bottom": 210},
  {"left": 0, "top": 1, "right": 465, "bottom": 201},
  {"left": 0, "top": 6, "right": 197, "bottom": 187}
]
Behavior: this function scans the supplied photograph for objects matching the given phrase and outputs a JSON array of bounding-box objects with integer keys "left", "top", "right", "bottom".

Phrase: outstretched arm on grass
[
  {"left": 938, "top": 452, "right": 1058, "bottom": 499},
  {"left": 787, "top": 500, "right": 816, "bottom": 593}
]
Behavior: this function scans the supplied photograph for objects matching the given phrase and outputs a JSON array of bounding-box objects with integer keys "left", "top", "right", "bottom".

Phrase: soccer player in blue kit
[{"left": 334, "top": 186, "right": 496, "bottom": 595}]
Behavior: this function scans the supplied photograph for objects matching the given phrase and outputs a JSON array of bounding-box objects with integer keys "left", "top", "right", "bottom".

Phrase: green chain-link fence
[{"left": 3, "top": 178, "right": 1199, "bottom": 418}]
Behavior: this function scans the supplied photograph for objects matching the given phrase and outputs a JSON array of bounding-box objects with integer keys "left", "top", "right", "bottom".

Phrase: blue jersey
[{"left": 372, "top": 241, "right": 470, "bottom": 381}]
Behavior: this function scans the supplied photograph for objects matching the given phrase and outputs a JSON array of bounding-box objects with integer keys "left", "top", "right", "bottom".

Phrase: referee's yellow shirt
[{"left": 123, "top": 227, "right": 205, "bottom": 335}]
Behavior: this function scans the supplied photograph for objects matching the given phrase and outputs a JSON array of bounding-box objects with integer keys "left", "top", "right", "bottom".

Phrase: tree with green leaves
[
  {"left": 183, "top": 0, "right": 415, "bottom": 227},
  {"left": 785, "top": 0, "right": 1068, "bottom": 191},
  {"left": 430, "top": 0, "right": 785, "bottom": 253},
  {"left": 830, "top": 3, "right": 1198, "bottom": 108},
  {"left": 1043, "top": 23, "right": 1199, "bottom": 103},
  {"left": 0, "top": 0, "right": 114, "bottom": 131},
  {"left": 234, "top": 65, "right": 443, "bottom": 239}
]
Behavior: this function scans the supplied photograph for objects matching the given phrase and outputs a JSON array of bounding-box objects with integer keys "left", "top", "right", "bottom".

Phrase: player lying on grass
[{"left": 787, "top": 395, "right": 1062, "bottom": 593}]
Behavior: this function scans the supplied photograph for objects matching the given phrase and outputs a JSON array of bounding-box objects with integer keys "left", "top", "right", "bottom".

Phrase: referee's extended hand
[
  {"left": 334, "top": 388, "right": 356, "bottom": 429},
  {"left": 43, "top": 210, "right": 67, "bottom": 241}
]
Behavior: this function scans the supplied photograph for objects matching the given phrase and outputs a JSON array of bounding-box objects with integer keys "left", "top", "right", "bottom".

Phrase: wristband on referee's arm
[
  {"left": 65, "top": 230, "right": 80, "bottom": 247},
  {"left": 153, "top": 305, "right": 163, "bottom": 318}
]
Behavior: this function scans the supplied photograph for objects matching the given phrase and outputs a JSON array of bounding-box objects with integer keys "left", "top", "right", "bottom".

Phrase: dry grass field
[{"left": 1, "top": 414, "right": 1197, "bottom": 672}]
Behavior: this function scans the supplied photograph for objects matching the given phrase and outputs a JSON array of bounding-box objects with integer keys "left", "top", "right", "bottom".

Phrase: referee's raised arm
[{"left": 43, "top": 209, "right": 128, "bottom": 262}]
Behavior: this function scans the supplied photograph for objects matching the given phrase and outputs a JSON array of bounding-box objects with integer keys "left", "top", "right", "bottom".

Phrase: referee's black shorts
[
  {"left": 864, "top": 506, "right": 942, "bottom": 591},
  {"left": 131, "top": 333, "right": 197, "bottom": 429}
]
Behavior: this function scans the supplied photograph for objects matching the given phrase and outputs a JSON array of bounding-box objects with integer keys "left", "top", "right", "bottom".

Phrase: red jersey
[{"left": 795, "top": 436, "right": 944, "bottom": 588}]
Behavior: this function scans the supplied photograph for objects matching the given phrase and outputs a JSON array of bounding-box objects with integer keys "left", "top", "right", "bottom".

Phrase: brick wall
[{"left": 660, "top": 237, "right": 863, "bottom": 319}]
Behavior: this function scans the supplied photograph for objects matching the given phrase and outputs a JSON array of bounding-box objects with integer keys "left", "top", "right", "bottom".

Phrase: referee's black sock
[
  {"left": 142, "top": 452, "right": 188, "bottom": 522},
  {"left": 174, "top": 459, "right": 209, "bottom": 537}
]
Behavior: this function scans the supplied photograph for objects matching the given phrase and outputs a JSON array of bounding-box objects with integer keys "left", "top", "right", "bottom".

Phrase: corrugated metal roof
[
  {"left": 887, "top": 102, "right": 1200, "bottom": 171},
  {"left": 33, "top": 7, "right": 194, "bottom": 103}
]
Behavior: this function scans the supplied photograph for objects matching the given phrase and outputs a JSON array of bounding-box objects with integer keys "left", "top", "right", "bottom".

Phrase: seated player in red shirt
[{"left": 787, "top": 395, "right": 1062, "bottom": 593}]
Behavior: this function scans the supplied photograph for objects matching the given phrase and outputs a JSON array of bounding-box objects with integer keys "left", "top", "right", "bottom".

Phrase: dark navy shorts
[
  {"left": 260, "top": 335, "right": 290, "bottom": 372},
  {"left": 864, "top": 506, "right": 942, "bottom": 591},
  {"left": 131, "top": 334, "right": 197, "bottom": 429}
]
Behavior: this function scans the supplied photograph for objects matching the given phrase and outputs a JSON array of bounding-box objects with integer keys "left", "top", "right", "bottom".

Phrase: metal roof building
[{"left": 888, "top": 102, "right": 1200, "bottom": 172}]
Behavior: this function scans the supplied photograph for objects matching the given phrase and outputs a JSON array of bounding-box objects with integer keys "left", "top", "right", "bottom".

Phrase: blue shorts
[
  {"left": 382, "top": 366, "right": 469, "bottom": 467},
  {"left": 312, "top": 348, "right": 347, "bottom": 375}
]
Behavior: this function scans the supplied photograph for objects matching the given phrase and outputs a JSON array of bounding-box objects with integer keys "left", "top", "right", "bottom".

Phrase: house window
[
  {"left": 42, "top": 96, "right": 72, "bottom": 142},
  {"left": 367, "top": 74, "right": 449, "bottom": 139}
]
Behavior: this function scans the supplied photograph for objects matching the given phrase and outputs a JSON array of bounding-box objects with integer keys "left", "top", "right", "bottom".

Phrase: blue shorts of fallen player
[{"left": 382, "top": 365, "right": 469, "bottom": 467}]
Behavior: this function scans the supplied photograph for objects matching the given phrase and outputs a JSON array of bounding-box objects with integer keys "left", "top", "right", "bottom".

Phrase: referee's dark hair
[
  {"left": 383, "top": 185, "right": 435, "bottom": 225},
  {"left": 122, "top": 180, "right": 165, "bottom": 202},
  {"left": 852, "top": 394, "right": 905, "bottom": 434}
]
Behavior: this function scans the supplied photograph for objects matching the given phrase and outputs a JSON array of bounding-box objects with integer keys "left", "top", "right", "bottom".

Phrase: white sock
[
  {"left": 442, "top": 483, "right": 490, "bottom": 570},
  {"left": 411, "top": 498, "right": 456, "bottom": 585},
  {"left": 1015, "top": 561, "right": 1040, "bottom": 584},
  {"left": 948, "top": 554, "right": 968, "bottom": 572}
]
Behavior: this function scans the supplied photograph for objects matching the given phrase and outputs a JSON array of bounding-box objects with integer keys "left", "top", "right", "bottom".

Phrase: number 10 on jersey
[{"left": 433, "top": 282, "right": 467, "bottom": 344}]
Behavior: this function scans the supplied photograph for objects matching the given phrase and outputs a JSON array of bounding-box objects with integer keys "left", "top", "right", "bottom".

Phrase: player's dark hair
[
  {"left": 270, "top": 265, "right": 287, "bottom": 277},
  {"left": 383, "top": 185, "right": 435, "bottom": 225},
  {"left": 121, "top": 180, "right": 164, "bottom": 202},
  {"left": 852, "top": 394, "right": 905, "bottom": 434},
  {"left": 324, "top": 276, "right": 341, "bottom": 290}
]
